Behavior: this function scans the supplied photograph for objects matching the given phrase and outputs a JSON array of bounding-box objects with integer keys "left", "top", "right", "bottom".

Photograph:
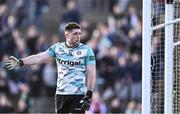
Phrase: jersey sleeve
[
  {"left": 47, "top": 43, "right": 56, "bottom": 58},
  {"left": 86, "top": 47, "right": 96, "bottom": 65}
]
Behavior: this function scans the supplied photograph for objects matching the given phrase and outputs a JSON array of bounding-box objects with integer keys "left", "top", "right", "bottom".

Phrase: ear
[{"left": 64, "top": 31, "right": 69, "bottom": 38}]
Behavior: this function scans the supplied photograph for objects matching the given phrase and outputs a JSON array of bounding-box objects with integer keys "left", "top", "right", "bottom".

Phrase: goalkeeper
[{"left": 5, "top": 22, "right": 96, "bottom": 113}]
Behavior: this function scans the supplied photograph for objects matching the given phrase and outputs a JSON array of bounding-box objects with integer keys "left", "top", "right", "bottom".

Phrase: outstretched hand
[{"left": 5, "top": 56, "right": 20, "bottom": 70}]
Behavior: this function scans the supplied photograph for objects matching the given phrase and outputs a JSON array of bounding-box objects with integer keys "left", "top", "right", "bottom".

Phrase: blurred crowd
[{"left": 0, "top": 0, "right": 142, "bottom": 113}]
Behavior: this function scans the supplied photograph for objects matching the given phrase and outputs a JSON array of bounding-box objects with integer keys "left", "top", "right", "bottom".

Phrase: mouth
[{"left": 75, "top": 40, "right": 80, "bottom": 42}]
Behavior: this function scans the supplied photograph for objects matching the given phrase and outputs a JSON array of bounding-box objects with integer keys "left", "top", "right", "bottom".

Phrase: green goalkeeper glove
[{"left": 5, "top": 56, "right": 24, "bottom": 70}]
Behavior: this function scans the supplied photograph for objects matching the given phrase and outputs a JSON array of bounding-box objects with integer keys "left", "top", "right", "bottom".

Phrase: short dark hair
[{"left": 64, "top": 22, "right": 81, "bottom": 31}]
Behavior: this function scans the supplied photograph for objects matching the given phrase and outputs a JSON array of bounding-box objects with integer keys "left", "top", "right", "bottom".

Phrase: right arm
[
  {"left": 22, "top": 50, "right": 52, "bottom": 65},
  {"left": 5, "top": 50, "right": 53, "bottom": 70},
  {"left": 5, "top": 43, "right": 57, "bottom": 70}
]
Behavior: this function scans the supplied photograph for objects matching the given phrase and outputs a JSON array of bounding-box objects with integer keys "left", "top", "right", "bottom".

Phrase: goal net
[
  {"left": 143, "top": 0, "right": 180, "bottom": 113},
  {"left": 151, "top": 1, "right": 165, "bottom": 113},
  {"left": 173, "top": 1, "right": 180, "bottom": 113}
]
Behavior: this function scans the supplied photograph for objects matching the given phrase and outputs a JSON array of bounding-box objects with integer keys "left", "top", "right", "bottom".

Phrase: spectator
[
  {"left": 12, "top": 0, "right": 29, "bottom": 27},
  {"left": 125, "top": 101, "right": 137, "bottom": 114},
  {"left": 0, "top": 69, "right": 9, "bottom": 95},
  {"left": 12, "top": 29, "right": 27, "bottom": 57},
  {"left": 109, "top": 97, "right": 122, "bottom": 113},
  {"left": 0, "top": 94, "right": 14, "bottom": 113},
  {"left": 32, "top": 0, "right": 49, "bottom": 30},
  {"left": 51, "top": 34, "right": 60, "bottom": 44},
  {"left": 28, "top": 65, "right": 42, "bottom": 98},
  {"left": 36, "top": 34, "right": 49, "bottom": 52},
  {"left": 26, "top": 25, "right": 39, "bottom": 55},
  {"left": 0, "top": 4, "right": 16, "bottom": 57},
  {"left": 129, "top": 53, "right": 141, "bottom": 101},
  {"left": 87, "top": 91, "right": 107, "bottom": 114},
  {"left": 16, "top": 83, "right": 29, "bottom": 113},
  {"left": 42, "top": 62, "right": 56, "bottom": 96},
  {"left": 59, "top": 0, "right": 81, "bottom": 34},
  {"left": 17, "top": 99, "right": 28, "bottom": 113}
]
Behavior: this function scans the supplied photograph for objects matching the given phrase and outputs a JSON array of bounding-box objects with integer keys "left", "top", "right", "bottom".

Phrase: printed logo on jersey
[
  {"left": 55, "top": 47, "right": 64, "bottom": 55},
  {"left": 74, "top": 49, "right": 87, "bottom": 58},
  {"left": 68, "top": 50, "right": 73, "bottom": 56},
  {"left": 77, "top": 51, "right": 81, "bottom": 55},
  {"left": 58, "top": 48, "right": 63, "bottom": 52},
  {"left": 57, "top": 59, "right": 81, "bottom": 67}
]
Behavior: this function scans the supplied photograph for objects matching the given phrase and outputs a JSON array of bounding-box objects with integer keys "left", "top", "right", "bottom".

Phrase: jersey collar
[{"left": 65, "top": 42, "right": 79, "bottom": 48}]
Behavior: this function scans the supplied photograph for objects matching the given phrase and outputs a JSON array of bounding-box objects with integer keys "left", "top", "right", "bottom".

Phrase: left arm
[
  {"left": 80, "top": 47, "right": 96, "bottom": 110},
  {"left": 86, "top": 64, "right": 96, "bottom": 91},
  {"left": 80, "top": 64, "right": 96, "bottom": 110}
]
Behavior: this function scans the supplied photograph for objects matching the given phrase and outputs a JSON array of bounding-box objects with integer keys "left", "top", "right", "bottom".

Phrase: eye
[
  {"left": 73, "top": 32, "right": 81, "bottom": 35},
  {"left": 74, "top": 32, "right": 78, "bottom": 35}
]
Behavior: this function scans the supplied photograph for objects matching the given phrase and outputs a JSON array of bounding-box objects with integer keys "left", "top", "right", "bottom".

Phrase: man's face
[{"left": 65, "top": 29, "right": 82, "bottom": 46}]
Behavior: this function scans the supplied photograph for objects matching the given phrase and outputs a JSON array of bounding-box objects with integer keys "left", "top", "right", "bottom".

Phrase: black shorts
[{"left": 55, "top": 94, "right": 85, "bottom": 113}]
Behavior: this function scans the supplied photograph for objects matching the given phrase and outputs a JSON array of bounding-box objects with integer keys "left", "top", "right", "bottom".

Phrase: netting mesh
[
  {"left": 173, "top": 1, "right": 180, "bottom": 113},
  {"left": 151, "top": 0, "right": 180, "bottom": 113},
  {"left": 151, "top": 1, "right": 165, "bottom": 113}
]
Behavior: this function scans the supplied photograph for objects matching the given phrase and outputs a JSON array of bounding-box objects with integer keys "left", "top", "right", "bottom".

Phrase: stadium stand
[{"left": 0, "top": 0, "right": 142, "bottom": 113}]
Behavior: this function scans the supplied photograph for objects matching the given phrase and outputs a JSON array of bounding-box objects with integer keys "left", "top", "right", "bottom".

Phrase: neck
[{"left": 65, "top": 42, "right": 79, "bottom": 48}]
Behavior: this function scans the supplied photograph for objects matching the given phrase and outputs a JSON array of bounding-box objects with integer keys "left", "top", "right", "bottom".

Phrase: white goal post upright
[
  {"left": 142, "top": 0, "right": 151, "bottom": 113},
  {"left": 164, "top": 1, "right": 174, "bottom": 113}
]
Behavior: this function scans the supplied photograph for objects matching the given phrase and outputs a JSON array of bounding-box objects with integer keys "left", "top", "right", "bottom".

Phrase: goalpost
[{"left": 142, "top": 0, "right": 180, "bottom": 113}]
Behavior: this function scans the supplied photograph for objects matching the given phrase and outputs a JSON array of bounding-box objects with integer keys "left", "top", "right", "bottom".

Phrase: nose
[{"left": 77, "top": 33, "right": 81, "bottom": 38}]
